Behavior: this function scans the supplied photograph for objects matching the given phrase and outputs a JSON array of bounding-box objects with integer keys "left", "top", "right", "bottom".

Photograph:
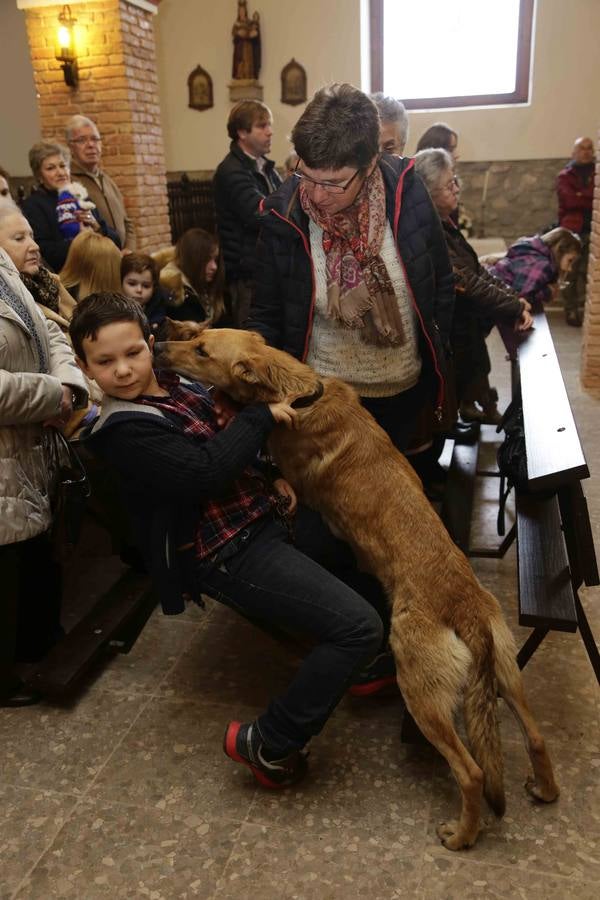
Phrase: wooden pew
[{"left": 514, "top": 312, "right": 599, "bottom": 680}]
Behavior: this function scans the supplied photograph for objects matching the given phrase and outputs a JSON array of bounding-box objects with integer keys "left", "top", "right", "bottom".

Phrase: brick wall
[
  {"left": 23, "top": 0, "right": 170, "bottom": 252},
  {"left": 581, "top": 133, "right": 600, "bottom": 391}
]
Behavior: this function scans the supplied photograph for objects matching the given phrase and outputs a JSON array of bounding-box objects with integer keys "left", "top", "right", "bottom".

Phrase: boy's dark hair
[
  {"left": 227, "top": 100, "right": 272, "bottom": 141},
  {"left": 292, "top": 83, "right": 380, "bottom": 170},
  {"left": 69, "top": 291, "right": 151, "bottom": 362},
  {"left": 121, "top": 252, "right": 158, "bottom": 285}
]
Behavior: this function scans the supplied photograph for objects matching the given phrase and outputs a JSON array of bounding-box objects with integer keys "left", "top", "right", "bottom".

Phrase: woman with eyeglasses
[
  {"left": 249, "top": 83, "right": 454, "bottom": 458},
  {"left": 21, "top": 141, "right": 120, "bottom": 273},
  {"left": 414, "top": 148, "right": 533, "bottom": 425}
]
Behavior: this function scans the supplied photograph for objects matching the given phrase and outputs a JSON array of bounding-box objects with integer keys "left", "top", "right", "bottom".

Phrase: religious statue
[{"left": 232, "top": 1, "right": 261, "bottom": 82}]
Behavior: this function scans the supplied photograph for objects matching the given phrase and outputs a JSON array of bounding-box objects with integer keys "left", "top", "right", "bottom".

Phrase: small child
[
  {"left": 121, "top": 252, "right": 167, "bottom": 328},
  {"left": 488, "top": 227, "right": 581, "bottom": 310},
  {"left": 487, "top": 227, "right": 581, "bottom": 356}
]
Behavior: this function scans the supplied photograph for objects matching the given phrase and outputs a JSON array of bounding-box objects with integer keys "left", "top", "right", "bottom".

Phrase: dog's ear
[{"left": 231, "top": 354, "right": 270, "bottom": 386}]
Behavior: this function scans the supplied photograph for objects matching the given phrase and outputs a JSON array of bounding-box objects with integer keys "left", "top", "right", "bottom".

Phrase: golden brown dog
[{"left": 156, "top": 327, "right": 559, "bottom": 851}]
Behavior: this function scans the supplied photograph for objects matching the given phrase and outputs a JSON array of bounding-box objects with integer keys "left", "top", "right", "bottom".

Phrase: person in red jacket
[{"left": 556, "top": 136, "right": 595, "bottom": 326}]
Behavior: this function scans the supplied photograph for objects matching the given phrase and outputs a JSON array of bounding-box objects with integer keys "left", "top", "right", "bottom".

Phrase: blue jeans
[{"left": 194, "top": 507, "right": 385, "bottom": 756}]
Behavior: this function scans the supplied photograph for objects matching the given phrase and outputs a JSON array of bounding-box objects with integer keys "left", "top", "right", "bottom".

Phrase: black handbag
[{"left": 49, "top": 428, "right": 90, "bottom": 556}]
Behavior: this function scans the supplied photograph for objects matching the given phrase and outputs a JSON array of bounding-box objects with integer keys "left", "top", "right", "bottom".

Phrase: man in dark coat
[
  {"left": 213, "top": 100, "right": 281, "bottom": 326},
  {"left": 556, "top": 136, "right": 595, "bottom": 325}
]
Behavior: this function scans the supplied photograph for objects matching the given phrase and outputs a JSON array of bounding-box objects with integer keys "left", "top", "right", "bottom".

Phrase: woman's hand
[
  {"left": 519, "top": 297, "right": 532, "bottom": 313},
  {"left": 515, "top": 309, "right": 534, "bottom": 332},
  {"left": 76, "top": 210, "right": 100, "bottom": 232},
  {"left": 43, "top": 383, "right": 74, "bottom": 428},
  {"left": 273, "top": 478, "right": 298, "bottom": 515},
  {"left": 268, "top": 400, "right": 297, "bottom": 429}
]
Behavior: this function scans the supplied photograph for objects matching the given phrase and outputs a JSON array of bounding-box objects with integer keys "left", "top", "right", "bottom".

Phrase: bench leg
[
  {"left": 516, "top": 628, "right": 549, "bottom": 670},
  {"left": 574, "top": 593, "right": 600, "bottom": 684}
]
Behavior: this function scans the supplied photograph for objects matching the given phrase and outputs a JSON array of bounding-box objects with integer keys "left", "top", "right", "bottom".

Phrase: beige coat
[
  {"left": 0, "top": 250, "right": 88, "bottom": 545},
  {"left": 71, "top": 163, "right": 136, "bottom": 250}
]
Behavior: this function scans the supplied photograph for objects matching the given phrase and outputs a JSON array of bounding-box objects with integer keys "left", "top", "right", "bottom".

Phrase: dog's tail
[{"left": 462, "top": 621, "right": 506, "bottom": 817}]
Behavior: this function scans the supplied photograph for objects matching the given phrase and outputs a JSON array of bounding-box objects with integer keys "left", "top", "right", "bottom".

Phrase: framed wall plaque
[
  {"left": 281, "top": 58, "right": 307, "bottom": 106},
  {"left": 188, "top": 65, "right": 214, "bottom": 111}
]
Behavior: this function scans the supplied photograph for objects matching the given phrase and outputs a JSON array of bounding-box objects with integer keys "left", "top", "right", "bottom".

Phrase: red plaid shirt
[{"left": 137, "top": 373, "right": 273, "bottom": 560}]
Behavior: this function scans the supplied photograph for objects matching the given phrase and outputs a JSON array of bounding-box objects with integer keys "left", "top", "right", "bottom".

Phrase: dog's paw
[
  {"left": 525, "top": 775, "right": 559, "bottom": 803},
  {"left": 437, "top": 821, "right": 477, "bottom": 851}
]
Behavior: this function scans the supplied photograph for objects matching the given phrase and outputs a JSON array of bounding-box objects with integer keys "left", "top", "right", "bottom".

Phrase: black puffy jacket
[
  {"left": 247, "top": 155, "right": 455, "bottom": 409},
  {"left": 213, "top": 142, "right": 282, "bottom": 283}
]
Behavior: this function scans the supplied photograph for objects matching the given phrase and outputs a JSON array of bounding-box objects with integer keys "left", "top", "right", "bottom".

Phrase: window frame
[{"left": 369, "top": 0, "right": 534, "bottom": 110}]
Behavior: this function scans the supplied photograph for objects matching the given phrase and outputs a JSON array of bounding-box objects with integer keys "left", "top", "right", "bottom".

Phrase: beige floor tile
[
  {"left": 15, "top": 798, "right": 241, "bottom": 899},
  {"left": 0, "top": 690, "right": 148, "bottom": 795},
  {"left": 89, "top": 696, "right": 260, "bottom": 820},
  {"left": 214, "top": 820, "right": 424, "bottom": 900},
  {"left": 0, "top": 784, "right": 75, "bottom": 900},
  {"left": 418, "top": 854, "right": 600, "bottom": 899}
]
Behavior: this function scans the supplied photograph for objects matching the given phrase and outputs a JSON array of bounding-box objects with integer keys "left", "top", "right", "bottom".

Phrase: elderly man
[
  {"left": 213, "top": 100, "right": 281, "bottom": 326},
  {"left": 66, "top": 115, "right": 135, "bottom": 251},
  {"left": 371, "top": 93, "right": 409, "bottom": 155},
  {"left": 556, "top": 136, "right": 595, "bottom": 325}
]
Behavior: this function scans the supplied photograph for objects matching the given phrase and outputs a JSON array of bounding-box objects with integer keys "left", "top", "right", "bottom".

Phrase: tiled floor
[{"left": 1, "top": 317, "right": 599, "bottom": 899}]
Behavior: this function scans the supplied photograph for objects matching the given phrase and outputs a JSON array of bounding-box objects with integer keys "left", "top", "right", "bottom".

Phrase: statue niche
[{"left": 229, "top": 0, "right": 263, "bottom": 101}]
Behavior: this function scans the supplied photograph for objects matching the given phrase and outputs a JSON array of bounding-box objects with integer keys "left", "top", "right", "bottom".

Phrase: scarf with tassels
[
  {"left": 20, "top": 265, "right": 61, "bottom": 314},
  {"left": 299, "top": 165, "right": 405, "bottom": 347}
]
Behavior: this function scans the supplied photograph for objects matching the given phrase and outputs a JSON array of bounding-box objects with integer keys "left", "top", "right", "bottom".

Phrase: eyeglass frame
[
  {"left": 435, "top": 174, "right": 460, "bottom": 194},
  {"left": 69, "top": 136, "right": 102, "bottom": 146},
  {"left": 292, "top": 160, "right": 365, "bottom": 195}
]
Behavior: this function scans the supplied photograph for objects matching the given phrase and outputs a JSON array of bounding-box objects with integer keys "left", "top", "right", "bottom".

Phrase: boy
[{"left": 70, "top": 292, "right": 387, "bottom": 788}]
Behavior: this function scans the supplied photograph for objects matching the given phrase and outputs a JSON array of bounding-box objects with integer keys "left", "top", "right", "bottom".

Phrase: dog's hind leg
[
  {"left": 492, "top": 619, "right": 559, "bottom": 803},
  {"left": 391, "top": 622, "right": 484, "bottom": 850}
]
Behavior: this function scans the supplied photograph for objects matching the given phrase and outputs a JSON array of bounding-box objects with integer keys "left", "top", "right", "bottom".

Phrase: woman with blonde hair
[{"left": 60, "top": 230, "right": 122, "bottom": 302}]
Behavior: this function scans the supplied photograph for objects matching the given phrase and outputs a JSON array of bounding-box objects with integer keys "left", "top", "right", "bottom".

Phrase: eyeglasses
[
  {"left": 293, "top": 162, "right": 363, "bottom": 195},
  {"left": 70, "top": 136, "right": 102, "bottom": 146},
  {"left": 438, "top": 175, "right": 460, "bottom": 194}
]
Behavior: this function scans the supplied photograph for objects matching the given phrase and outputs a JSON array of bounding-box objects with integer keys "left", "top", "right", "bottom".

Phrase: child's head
[
  {"left": 70, "top": 291, "right": 157, "bottom": 400},
  {"left": 540, "top": 227, "right": 582, "bottom": 276},
  {"left": 60, "top": 230, "right": 122, "bottom": 299},
  {"left": 121, "top": 252, "right": 158, "bottom": 306},
  {"left": 175, "top": 227, "right": 224, "bottom": 321}
]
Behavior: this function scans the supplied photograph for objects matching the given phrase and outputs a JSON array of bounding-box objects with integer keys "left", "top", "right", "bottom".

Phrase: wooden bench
[
  {"left": 442, "top": 311, "right": 599, "bottom": 682},
  {"left": 514, "top": 312, "right": 599, "bottom": 680}
]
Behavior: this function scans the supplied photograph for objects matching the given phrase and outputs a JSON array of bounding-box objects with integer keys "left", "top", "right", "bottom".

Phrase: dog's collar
[{"left": 290, "top": 381, "right": 324, "bottom": 409}]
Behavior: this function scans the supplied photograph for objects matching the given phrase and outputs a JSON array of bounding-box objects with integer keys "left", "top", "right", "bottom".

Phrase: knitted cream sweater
[{"left": 306, "top": 220, "right": 421, "bottom": 397}]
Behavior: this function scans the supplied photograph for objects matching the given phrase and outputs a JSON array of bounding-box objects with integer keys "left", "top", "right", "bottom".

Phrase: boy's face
[
  {"left": 78, "top": 321, "right": 160, "bottom": 400},
  {"left": 122, "top": 269, "right": 154, "bottom": 305}
]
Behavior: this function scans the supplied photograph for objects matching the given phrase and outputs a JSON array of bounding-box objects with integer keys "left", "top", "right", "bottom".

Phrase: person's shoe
[
  {"left": 0, "top": 676, "right": 42, "bottom": 708},
  {"left": 442, "top": 420, "right": 480, "bottom": 445},
  {"left": 478, "top": 405, "right": 503, "bottom": 426},
  {"left": 566, "top": 309, "right": 583, "bottom": 327},
  {"left": 348, "top": 650, "right": 398, "bottom": 697},
  {"left": 223, "top": 721, "right": 308, "bottom": 789},
  {"left": 459, "top": 402, "right": 485, "bottom": 423}
]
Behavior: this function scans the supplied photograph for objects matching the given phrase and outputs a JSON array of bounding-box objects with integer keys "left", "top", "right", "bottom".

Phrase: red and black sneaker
[
  {"left": 348, "top": 650, "right": 398, "bottom": 697},
  {"left": 223, "top": 721, "right": 308, "bottom": 789}
]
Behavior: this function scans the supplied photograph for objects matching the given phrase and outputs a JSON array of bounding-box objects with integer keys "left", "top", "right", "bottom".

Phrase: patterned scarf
[
  {"left": 20, "top": 265, "right": 60, "bottom": 314},
  {"left": 299, "top": 165, "right": 405, "bottom": 347},
  {"left": 0, "top": 266, "right": 49, "bottom": 373}
]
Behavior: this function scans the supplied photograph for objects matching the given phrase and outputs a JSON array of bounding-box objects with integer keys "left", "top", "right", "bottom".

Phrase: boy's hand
[
  {"left": 273, "top": 478, "right": 298, "bottom": 514},
  {"left": 519, "top": 297, "right": 532, "bottom": 313},
  {"left": 213, "top": 389, "right": 240, "bottom": 427},
  {"left": 268, "top": 400, "right": 298, "bottom": 429}
]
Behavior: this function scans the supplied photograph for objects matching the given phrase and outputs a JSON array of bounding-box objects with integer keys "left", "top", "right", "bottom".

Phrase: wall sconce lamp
[{"left": 55, "top": 5, "right": 78, "bottom": 88}]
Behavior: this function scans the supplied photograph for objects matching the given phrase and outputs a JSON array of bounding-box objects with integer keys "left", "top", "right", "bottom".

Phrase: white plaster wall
[
  {"left": 0, "top": 2, "right": 40, "bottom": 175},
  {"left": 156, "top": 0, "right": 600, "bottom": 169}
]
